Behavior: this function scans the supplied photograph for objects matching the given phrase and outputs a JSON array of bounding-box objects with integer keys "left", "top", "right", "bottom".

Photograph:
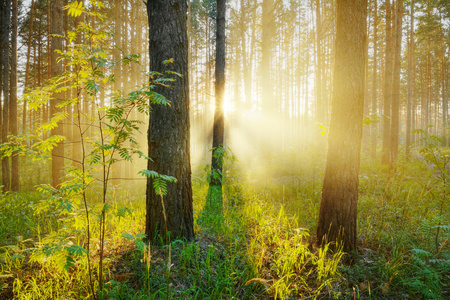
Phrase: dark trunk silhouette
[{"left": 145, "top": 0, "right": 195, "bottom": 244}]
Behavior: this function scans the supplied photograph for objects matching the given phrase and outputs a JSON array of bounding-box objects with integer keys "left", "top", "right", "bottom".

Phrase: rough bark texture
[
  {"left": 390, "top": 0, "right": 403, "bottom": 168},
  {"left": 210, "top": 0, "right": 226, "bottom": 193},
  {"left": 1, "top": 0, "right": 11, "bottom": 191},
  {"left": 145, "top": 0, "right": 194, "bottom": 244},
  {"left": 50, "top": 0, "right": 64, "bottom": 187},
  {"left": 10, "top": 0, "right": 18, "bottom": 191},
  {"left": 316, "top": 0, "right": 366, "bottom": 253}
]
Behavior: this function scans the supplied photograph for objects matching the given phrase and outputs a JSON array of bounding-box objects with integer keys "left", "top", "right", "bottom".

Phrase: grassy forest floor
[{"left": 0, "top": 147, "right": 449, "bottom": 299}]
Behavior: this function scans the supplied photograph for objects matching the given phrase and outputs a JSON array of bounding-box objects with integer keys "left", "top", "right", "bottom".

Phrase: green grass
[{"left": 1, "top": 150, "right": 449, "bottom": 299}]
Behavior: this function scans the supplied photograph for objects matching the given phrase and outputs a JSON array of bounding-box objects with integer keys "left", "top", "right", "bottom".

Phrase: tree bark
[
  {"left": 406, "top": 0, "right": 414, "bottom": 158},
  {"left": 10, "top": 0, "right": 18, "bottom": 191},
  {"left": 50, "top": 0, "right": 64, "bottom": 187},
  {"left": 371, "top": 0, "right": 378, "bottom": 159},
  {"left": 1, "top": 0, "right": 11, "bottom": 191},
  {"left": 389, "top": 0, "right": 403, "bottom": 168},
  {"left": 382, "top": 0, "right": 393, "bottom": 165},
  {"left": 316, "top": 0, "right": 366, "bottom": 253},
  {"left": 209, "top": 0, "right": 226, "bottom": 206},
  {"left": 22, "top": 0, "right": 34, "bottom": 134},
  {"left": 145, "top": 0, "right": 195, "bottom": 244}
]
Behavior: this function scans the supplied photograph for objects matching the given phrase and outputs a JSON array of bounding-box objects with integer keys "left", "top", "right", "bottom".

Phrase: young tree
[
  {"left": 316, "top": 0, "right": 366, "bottom": 253},
  {"left": 145, "top": 0, "right": 195, "bottom": 243}
]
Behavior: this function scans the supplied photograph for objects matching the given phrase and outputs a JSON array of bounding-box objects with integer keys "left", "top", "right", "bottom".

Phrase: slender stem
[
  {"left": 97, "top": 100, "right": 107, "bottom": 293},
  {"left": 77, "top": 88, "right": 95, "bottom": 299}
]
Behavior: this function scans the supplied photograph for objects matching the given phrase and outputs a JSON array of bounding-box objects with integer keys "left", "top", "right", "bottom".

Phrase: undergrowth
[{"left": 1, "top": 147, "right": 449, "bottom": 299}]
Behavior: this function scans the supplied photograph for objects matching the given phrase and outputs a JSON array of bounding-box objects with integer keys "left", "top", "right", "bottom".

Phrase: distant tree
[
  {"left": 208, "top": 0, "right": 226, "bottom": 210},
  {"left": 382, "top": 0, "right": 393, "bottom": 165},
  {"left": 371, "top": 0, "right": 378, "bottom": 159},
  {"left": 22, "top": 0, "right": 34, "bottom": 135},
  {"left": 1, "top": 0, "right": 12, "bottom": 191},
  {"left": 390, "top": 0, "right": 403, "bottom": 168},
  {"left": 10, "top": 0, "right": 18, "bottom": 191},
  {"left": 145, "top": 0, "right": 195, "bottom": 243},
  {"left": 316, "top": 0, "right": 366, "bottom": 253},
  {"left": 50, "top": 0, "right": 64, "bottom": 187},
  {"left": 406, "top": 0, "right": 415, "bottom": 158}
]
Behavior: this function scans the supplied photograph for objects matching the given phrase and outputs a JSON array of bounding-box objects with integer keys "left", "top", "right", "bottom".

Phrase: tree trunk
[
  {"left": 406, "top": 0, "right": 414, "bottom": 158},
  {"left": 10, "top": 0, "right": 18, "bottom": 191},
  {"left": 389, "top": 0, "right": 403, "bottom": 168},
  {"left": 1, "top": 0, "right": 11, "bottom": 191},
  {"left": 22, "top": 0, "right": 34, "bottom": 134},
  {"left": 315, "top": 0, "right": 323, "bottom": 125},
  {"left": 209, "top": 0, "right": 226, "bottom": 210},
  {"left": 382, "top": 0, "right": 393, "bottom": 165},
  {"left": 72, "top": 0, "right": 83, "bottom": 168},
  {"left": 50, "top": 0, "right": 64, "bottom": 187},
  {"left": 145, "top": 0, "right": 194, "bottom": 244},
  {"left": 316, "top": 0, "right": 366, "bottom": 253},
  {"left": 371, "top": 0, "right": 378, "bottom": 158},
  {"left": 441, "top": 29, "right": 447, "bottom": 145}
]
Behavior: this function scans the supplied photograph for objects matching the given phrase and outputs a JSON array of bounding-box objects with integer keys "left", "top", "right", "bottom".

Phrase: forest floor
[{"left": 0, "top": 148, "right": 449, "bottom": 299}]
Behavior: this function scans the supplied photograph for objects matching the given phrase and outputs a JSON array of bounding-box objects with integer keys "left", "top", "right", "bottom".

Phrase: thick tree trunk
[
  {"left": 389, "top": 0, "right": 403, "bottom": 168},
  {"left": 145, "top": 0, "right": 194, "bottom": 243},
  {"left": 50, "top": 0, "right": 64, "bottom": 187},
  {"left": 316, "top": 0, "right": 366, "bottom": 253},
  {"left": 10, "top": 0, "right": 18, "bottom": 191}
]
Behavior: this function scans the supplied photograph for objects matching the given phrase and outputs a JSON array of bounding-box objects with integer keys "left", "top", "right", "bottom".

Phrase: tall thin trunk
[
  {"left": 10, "top": 0, "right": 18, "bottom": 191},
  {"left": 72, "top": 0, "right": 83, "bottom": 168},
  {"left": 382, "top": 0, "right": 394, "bottom": 165},
  {"left": 1, "top": 0, "right": 12, "bottom": 191},
  {"left": 371, "top": 0, "right": 378, "bottom": 158},
  {"left": 441, "top": 15, "right": 447, "bottom": 145},
  {"left": 390, "top": 0, "right": 403, "bottom": 168},
  {"left": 406, "top": 0, "right": 414, "bottom": 158},
  {"left": 315, "top": 0, "right": 323, "bottom": 124},
  {"left": 209, "top": 0, "right": 226, "bottom": 210},
  {"left": 50, "top": 0, "right": 64, "bottom": 187},
  {"left": 22, "top": 0, "right": 35, "bottom": 134}
]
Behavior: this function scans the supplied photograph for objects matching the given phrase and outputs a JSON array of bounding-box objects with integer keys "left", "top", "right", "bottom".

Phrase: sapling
[{"left": 0, "top": 1, "right": 178, "bottom": 298}]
